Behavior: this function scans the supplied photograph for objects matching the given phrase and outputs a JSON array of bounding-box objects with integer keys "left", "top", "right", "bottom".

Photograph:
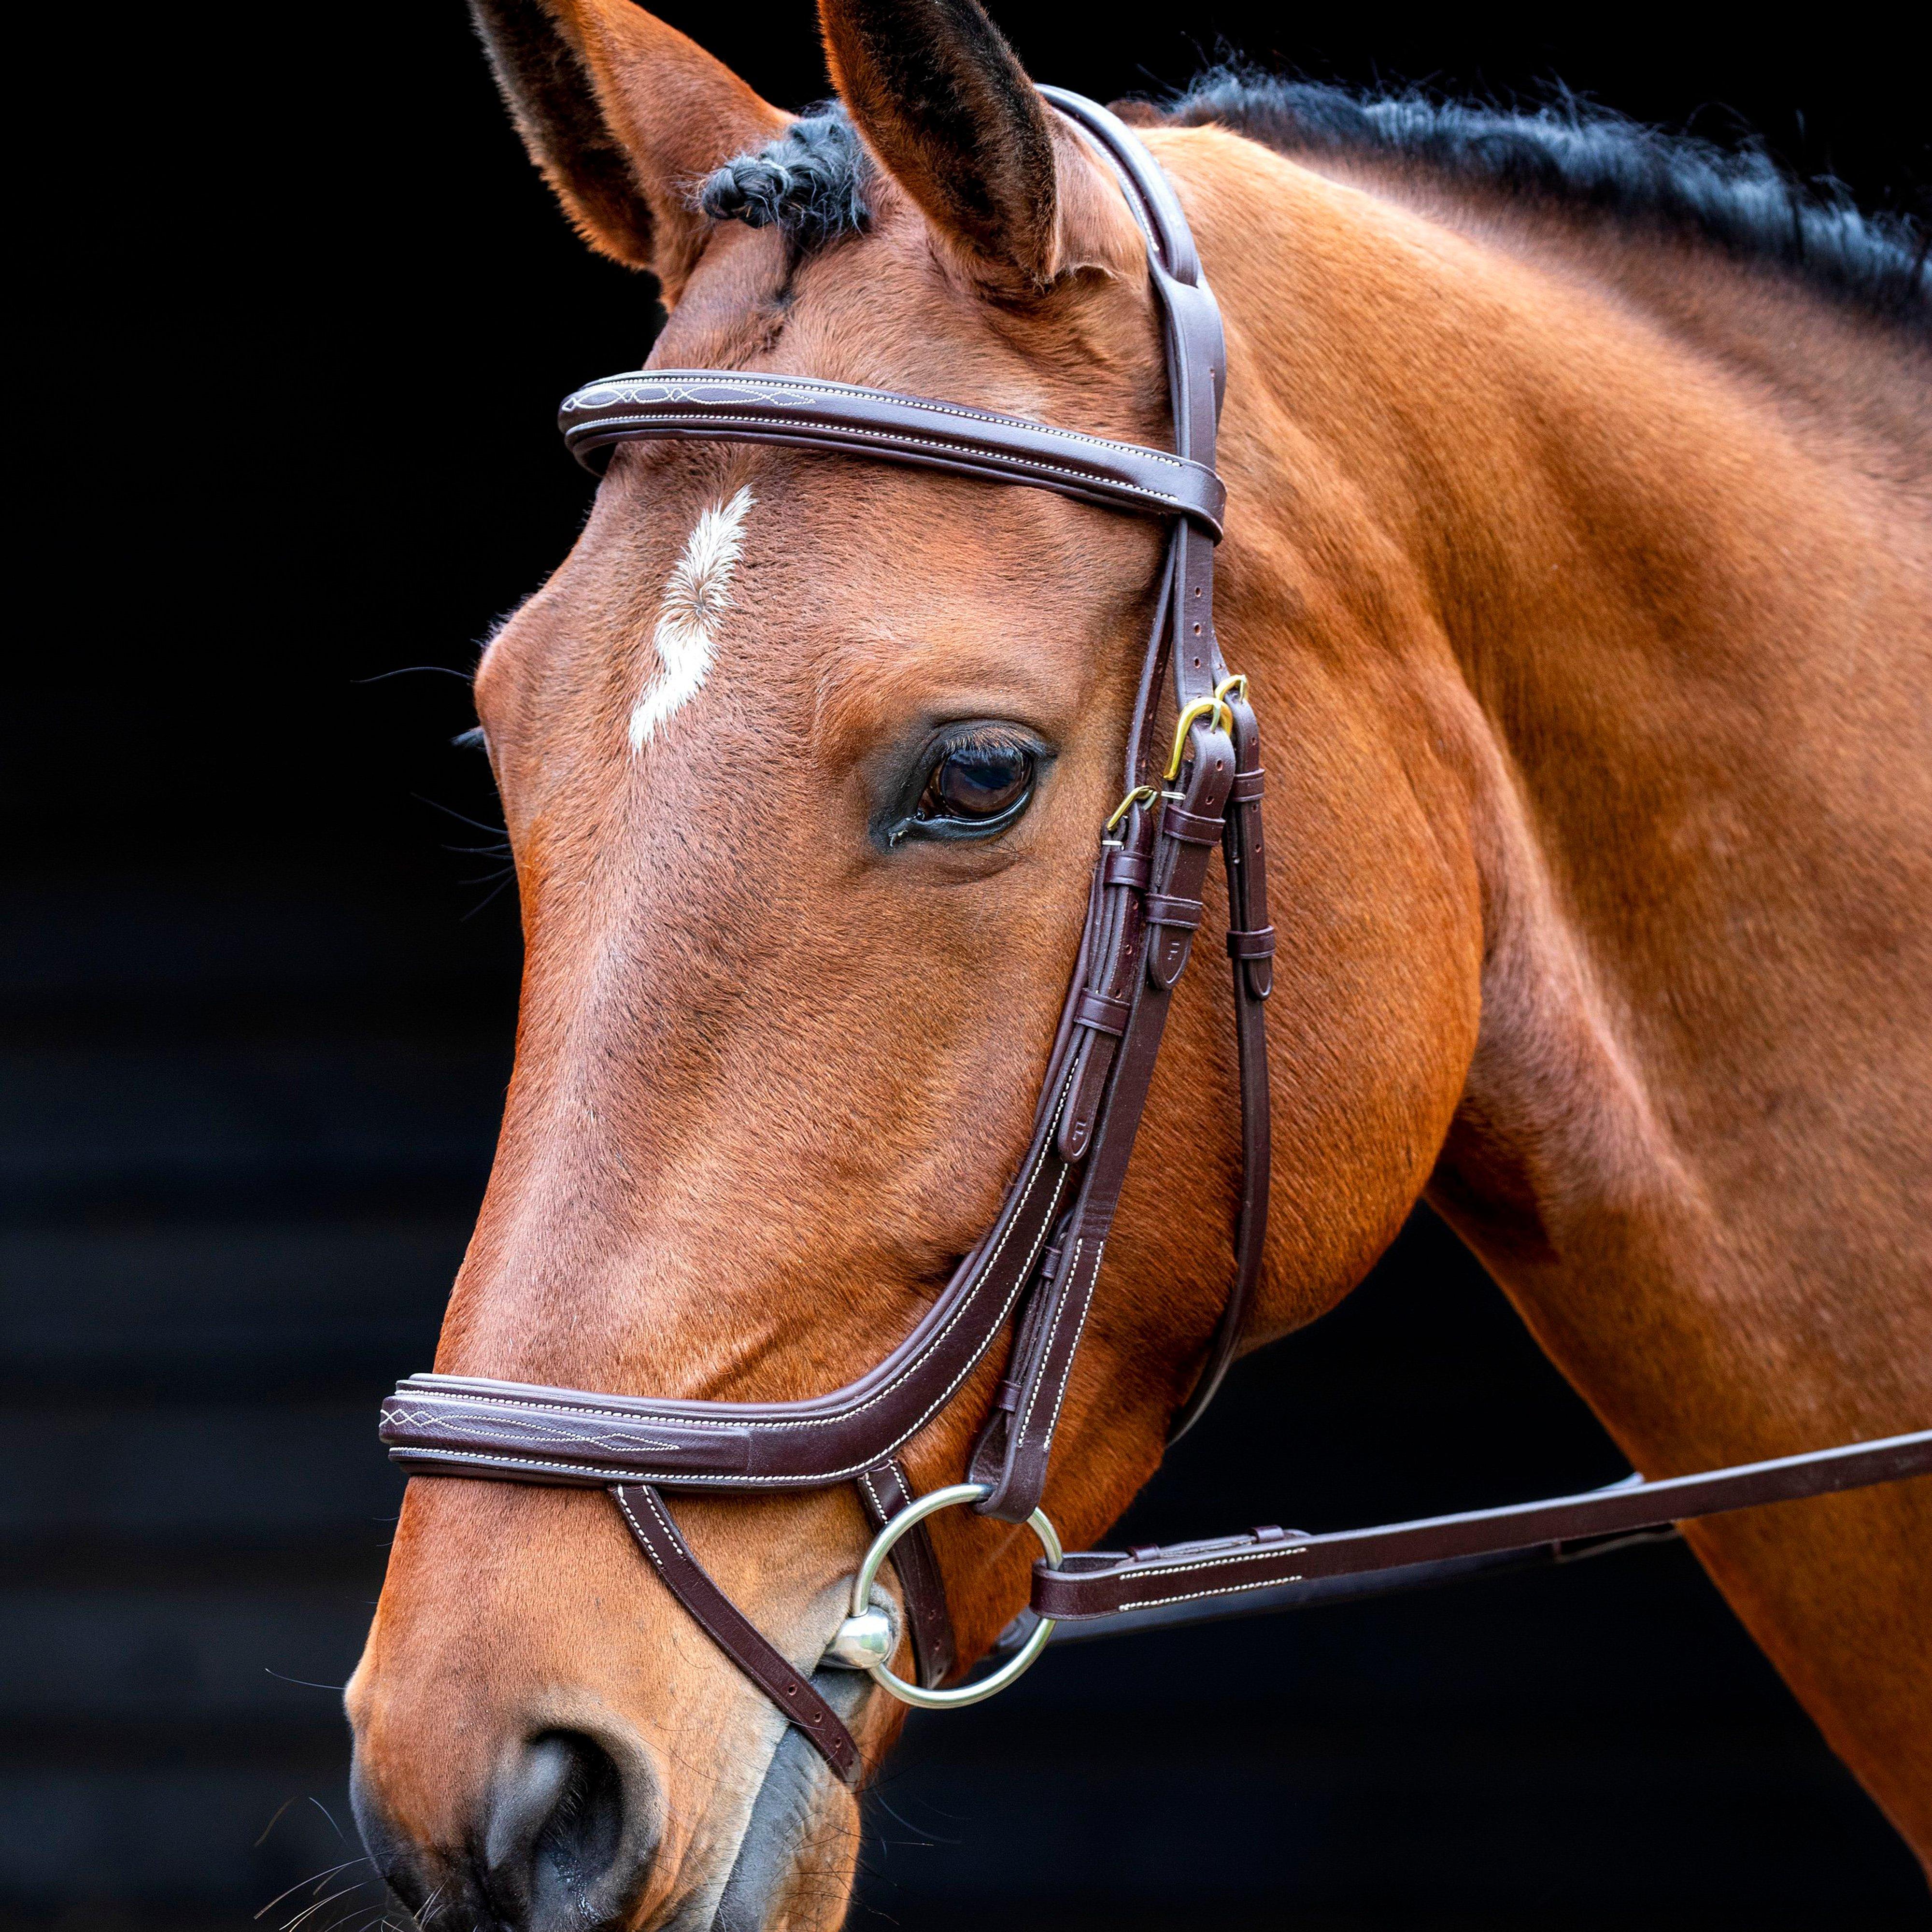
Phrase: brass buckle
[
  {"left": 1163, "top": 694, "right": 1235, "bottom": 781},
  {"left": 1109, "top": 673, "right": 1249, "bottom": 824},
  {"left": 1103, "top": 784, "right": 1159, "bottom": 833}
]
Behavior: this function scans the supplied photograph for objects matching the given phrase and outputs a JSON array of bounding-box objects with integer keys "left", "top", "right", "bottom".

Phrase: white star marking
[{"left": 629, "top": 485, "right": 755, "bottom": 752}]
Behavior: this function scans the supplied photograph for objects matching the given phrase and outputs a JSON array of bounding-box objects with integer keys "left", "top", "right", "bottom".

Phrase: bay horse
[{"left": 345, "top": 0, "right": 1932, "bottom": 1923}]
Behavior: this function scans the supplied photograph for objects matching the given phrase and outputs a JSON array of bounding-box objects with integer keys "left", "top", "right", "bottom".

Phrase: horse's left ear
[{"left": 817, "top": 0, "right": 1139, "bottom": 292}]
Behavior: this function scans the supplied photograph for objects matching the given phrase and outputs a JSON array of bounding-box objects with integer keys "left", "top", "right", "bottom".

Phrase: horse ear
[
  {"left": 470, "top": 0, "right": 788, "bottom": 293},
  {"left": 816, "top": 0, "right": 1127, "bottom": 291}
]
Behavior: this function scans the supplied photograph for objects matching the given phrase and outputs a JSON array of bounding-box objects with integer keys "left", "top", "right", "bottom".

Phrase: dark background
[{"left": 8, "top": 2, "right": 1928, "bottom": 1927}]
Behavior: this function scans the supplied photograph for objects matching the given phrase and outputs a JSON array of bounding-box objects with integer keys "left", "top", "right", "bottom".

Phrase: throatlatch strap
[
  {"left": 610, "top": 1484, "right": 860, "bottom": 1785},
  {"left": 1169, "top": 683, "right": 1272, "bottom": 1443}
]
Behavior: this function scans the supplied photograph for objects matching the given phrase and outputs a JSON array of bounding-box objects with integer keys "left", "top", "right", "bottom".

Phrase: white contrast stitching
[
  {"left": 562, "top": 371, "right": 1193, "bottom": 469},
  {"left": 395, "top": 1446, "right": 649, "bottom": 1482},
  {"left": 382, "top": 1405, "right": 710, "bottom": 1455},
  {"left": 1018, "top": 1236, "right": 1084, "bottom": 1444},
  {"left": 1107, "top": 1575, "right": 1306, "bottom": 1614},
  {"left": 1038, "top": 1239, "right": 1104, "bottom": 1454},
  {"left": 858, "top": 1167, "right": 1067, "bottom": 1463},
  {"left": 1105, "top": 1545, "right": 1295, "bottom": 1583},
  {"left": 564, "top": 413, "right": 1202, "bottom": 513},
  {"left": 638, "top": 1484, "right": 689, "bottom": 1558},
  {"left": 390, "top": 1392, "right": 731, "bottom": 1428},
  {"left": 612, "top": 1486, "right": 672, "bottom": 1580}
]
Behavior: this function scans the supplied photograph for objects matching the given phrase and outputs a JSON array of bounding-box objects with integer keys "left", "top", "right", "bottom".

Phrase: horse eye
[{"left": 918, "top": 737, "right": 1036, "bottom": 824}]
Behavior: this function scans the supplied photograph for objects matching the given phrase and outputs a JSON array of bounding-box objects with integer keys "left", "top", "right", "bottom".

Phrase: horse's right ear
[
  {"left": 470, "top": 0, "right": 788, "bottom": 295},
  {"left": 815, "top": 0, "right": 1143, "bottom": 296}
]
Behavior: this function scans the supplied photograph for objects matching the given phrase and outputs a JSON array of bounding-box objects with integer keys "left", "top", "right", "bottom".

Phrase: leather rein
[{"left": 379, "top": 91, "right": 1932, "bottom": 1786}]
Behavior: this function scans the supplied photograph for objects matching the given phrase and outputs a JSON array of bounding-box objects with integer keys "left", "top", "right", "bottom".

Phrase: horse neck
[{"left": 1189, "top": 136, "right": 1932, "bottom": 1470}]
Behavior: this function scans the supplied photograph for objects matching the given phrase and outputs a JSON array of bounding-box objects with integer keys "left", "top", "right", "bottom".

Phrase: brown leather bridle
[{"left": 380, "top": 91, "right": 1932, "bottom": 1787}]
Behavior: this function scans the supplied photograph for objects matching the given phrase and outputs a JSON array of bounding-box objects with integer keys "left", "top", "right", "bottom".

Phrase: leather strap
[
  {"left": 966, "top": 712, "right": 1236, "bottom": 1520},
  {"left": 559, "top": 370, "right": 1225, "bottom": 537},
  {"left": 1169, "top": 685, "right": 1272, "bottom": 1441},
  {"left": 1030, "top": 1428, "right": 1932, "bottom": 1619},
  {"left": 856, "top": 1462, "right": 956, "bottom": 1688},
  {"left": 610, "top": 1484, "right": 860, "bottom": 1784}
]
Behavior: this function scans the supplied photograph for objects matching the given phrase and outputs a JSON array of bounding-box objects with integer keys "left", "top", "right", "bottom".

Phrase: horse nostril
[{"left": 485, "top": 1730, "right": 638, "bottom": 1930}]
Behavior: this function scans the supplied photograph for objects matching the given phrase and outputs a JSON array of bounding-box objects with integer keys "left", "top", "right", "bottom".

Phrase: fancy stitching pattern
[
  {"left": 561, "top": 369, "right": 1198, "bottom": 471},
  {"left": 564, "top": 412, "right": 1207, "bottom": 519}
]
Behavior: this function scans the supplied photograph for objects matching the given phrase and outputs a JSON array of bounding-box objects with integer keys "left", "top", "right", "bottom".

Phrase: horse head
[{"left": 345, "top": 0, "right": 1482, "bottom": 1923}]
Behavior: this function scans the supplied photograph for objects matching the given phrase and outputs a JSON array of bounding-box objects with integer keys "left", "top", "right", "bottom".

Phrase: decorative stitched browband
[
  {"left": 382, "top": 87, "right": 1272, "bottom": 1783},
  {"left": 558, "top": 369, "right": 1227, "bottom": 535}
]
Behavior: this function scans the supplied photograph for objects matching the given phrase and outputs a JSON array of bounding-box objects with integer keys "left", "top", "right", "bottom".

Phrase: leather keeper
[
  {"left": 1035, "top": 1227, "right": 1070, "bottom": 1289},
  {"left": 1159, "top": 802, "right": 1226, "bottom": 846},
  {"left": 1101, "top": 848, "right": 1151, "bottom": 889},
  {"left": 1226, "top": 925, "right": 1276, "bottom": 958},
  {"left": 1072, "top": 988, "right": 1132, "bottom": 1036},
  {"left": 1228, "top": 767, "right": 1266, "bottom": 802},
  {"left": 1142, "top": 892, "right": 1204, "bottom": 931}
]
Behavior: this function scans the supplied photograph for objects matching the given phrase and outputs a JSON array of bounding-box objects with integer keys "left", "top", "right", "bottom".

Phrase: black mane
[
  {"left": 1169, "top": 71, "right": 1929, "bottom": 327},
  {"left": 701, "top": 77, "right": 1929, "bottom": 327}
]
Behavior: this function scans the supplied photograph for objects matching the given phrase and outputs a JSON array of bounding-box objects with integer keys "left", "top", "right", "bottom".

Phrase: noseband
[{"left": 380, "top": 92, "right": 1932, "bottom": 1786}]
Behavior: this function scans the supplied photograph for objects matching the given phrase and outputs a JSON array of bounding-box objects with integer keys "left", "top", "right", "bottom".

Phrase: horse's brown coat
[{"left": 347, "top": 0, "right": 1932, "bottom": 1920}]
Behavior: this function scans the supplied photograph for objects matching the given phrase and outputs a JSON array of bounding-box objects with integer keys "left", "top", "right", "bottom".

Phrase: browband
[{"left": 558, "top": 370, "right": 1227, "bottom": 537}]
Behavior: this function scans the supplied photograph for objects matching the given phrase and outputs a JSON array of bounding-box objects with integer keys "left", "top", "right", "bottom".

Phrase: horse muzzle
[
  {"left": 351, "top": 1675, "right": 867, "bottom": 1932},
  {"left": 352, "top": 1720, "right": 656, "bottom": 1932}
]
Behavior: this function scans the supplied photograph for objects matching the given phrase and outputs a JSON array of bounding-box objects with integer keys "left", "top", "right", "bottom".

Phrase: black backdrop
[{"left": 7, "top": 3, "right": 1927, "bottom": 1927}]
